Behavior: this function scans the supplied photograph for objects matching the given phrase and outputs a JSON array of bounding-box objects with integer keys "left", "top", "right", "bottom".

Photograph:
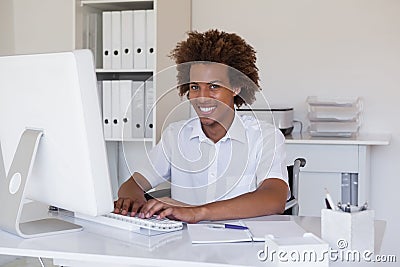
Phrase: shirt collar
[
  {"left": 189, "top": 117, "right": 207, "bottom": 141},
  {"left": 189, "top": 113, "right": 247, "bottom": 144}
]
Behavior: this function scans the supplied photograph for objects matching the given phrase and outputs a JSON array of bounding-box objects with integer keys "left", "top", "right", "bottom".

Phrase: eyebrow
[
  {"left": 208, "top": 80, "right": 223, "bottom": 85},
  {"left": 189, "top": 80, "right": 223, "bottom": 85}
]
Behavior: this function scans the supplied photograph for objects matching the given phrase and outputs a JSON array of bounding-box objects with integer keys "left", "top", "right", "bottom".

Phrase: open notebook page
[
  {"left": 243, "top": 220, "right": 306, "bottom": 241},
  {"left": 188, "top": 220, "right": 306, "bottom": 244}
]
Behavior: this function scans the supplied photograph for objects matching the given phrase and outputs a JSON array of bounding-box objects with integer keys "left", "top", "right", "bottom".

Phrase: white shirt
[{"left": 135, "top": 114, "right": 288, "bottom": 205}]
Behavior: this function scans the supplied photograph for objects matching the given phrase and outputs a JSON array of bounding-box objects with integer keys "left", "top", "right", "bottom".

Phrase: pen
[
  {"left": 337, "top": 202, "right": 345, "bottom": 212},
  {"left": 337, "top": 202, "right": 368, "bottom": 213},
  {"left": 208, "top": 223, "right": 249, "bottom": 230},
  {"left": 359, "top": 201, "right": 368, "bottom": 211},
  {"left": 325, "top": 198, "right": 332, "bottom": 210},
  {"left": 344, "top": 203, "right": 351, "bottom": 213},
  {"left": 324, "top": 188, "right": 337, "bottom": 211}
]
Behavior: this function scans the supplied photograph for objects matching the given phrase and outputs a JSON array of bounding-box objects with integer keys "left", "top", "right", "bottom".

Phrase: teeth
[{"left": 199, "top": 106, "right": 216, "bottom": 113}]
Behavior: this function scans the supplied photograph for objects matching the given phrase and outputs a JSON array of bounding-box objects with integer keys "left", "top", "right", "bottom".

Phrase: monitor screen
[{"left": 0, "top": 50, "right": 114, "bottom": 237}]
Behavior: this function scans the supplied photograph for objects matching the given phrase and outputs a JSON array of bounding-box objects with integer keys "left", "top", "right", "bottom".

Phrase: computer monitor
[{"left": 0, "top": 50, "right": 114, "bottom": 238}]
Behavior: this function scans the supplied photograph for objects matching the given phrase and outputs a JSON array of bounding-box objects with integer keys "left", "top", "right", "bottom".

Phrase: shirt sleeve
[
  {"left": 134, "top": 126, "right": 173, "bottom": 188},
  {"left": 255, "top": 125, "right": 289, "bottom": 187}
]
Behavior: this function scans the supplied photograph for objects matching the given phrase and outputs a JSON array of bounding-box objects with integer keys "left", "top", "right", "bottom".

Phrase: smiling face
[{"left": 189, "top": 63, "right": 240, "bottom": 130}]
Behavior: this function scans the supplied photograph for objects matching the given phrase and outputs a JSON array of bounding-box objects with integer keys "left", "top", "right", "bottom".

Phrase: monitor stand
[{"left": 0, "top": 129, "right": 82, "bottom": 238}]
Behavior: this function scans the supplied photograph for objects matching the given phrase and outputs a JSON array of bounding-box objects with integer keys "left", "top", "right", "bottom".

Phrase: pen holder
[{"left": 321, "top": 209, "right": 374, "bottom": 253}]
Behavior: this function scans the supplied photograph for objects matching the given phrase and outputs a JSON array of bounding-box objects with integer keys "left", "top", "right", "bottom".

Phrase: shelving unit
[
  {"left": 80, "top": 0, "right": 153, "bottom": 11},
  {"left": 77, "top": 0, "right": 191, "bottom": 196},
  {"left": 78, "top": 0, "right": 191, "bottom": 140}
]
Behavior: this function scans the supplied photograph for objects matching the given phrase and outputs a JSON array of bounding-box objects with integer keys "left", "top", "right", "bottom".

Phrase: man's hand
[
  {"left": 140, "top": 197, "right": 203, "bottom": 223},
  {"left": 114, "top": 173, "right": 152, "bottom": 216},
  {"left": 157, "top": 206, "right": 204, "bottom": 224},
  {"left": 114, "top": 196, "right": 147, "bottom": 216}
]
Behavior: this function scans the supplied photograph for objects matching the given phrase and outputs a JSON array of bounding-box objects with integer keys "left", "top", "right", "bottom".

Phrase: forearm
[
  {"left": 195, "top": 178, "right": 288, "bottom": 222},
  {"left": 118, "top": 172, "right": 152, "bottom": 198}
]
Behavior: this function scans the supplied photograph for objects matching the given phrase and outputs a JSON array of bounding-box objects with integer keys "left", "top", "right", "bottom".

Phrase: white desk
[
  {"left": 285, "top": 133, "right": 390, "bottom": 216},
  {"left": 0, "top": 214, "right": 386, "bottom": 267}
]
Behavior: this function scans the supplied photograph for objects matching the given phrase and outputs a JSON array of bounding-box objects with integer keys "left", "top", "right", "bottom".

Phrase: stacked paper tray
[
  {"left": 309, "top": 121, "right": 360, "bottom": 137},
  {"left": 306, "top": 96, "right": 362, "bottom": 137}
]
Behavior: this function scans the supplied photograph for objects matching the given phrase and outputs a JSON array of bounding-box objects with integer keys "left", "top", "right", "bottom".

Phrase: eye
[
  {"left": 209, "top": 83, "right": 220, "bottom": 90},
  {"left": 190, "top": 84, "right": 199, "bottom": 91}
]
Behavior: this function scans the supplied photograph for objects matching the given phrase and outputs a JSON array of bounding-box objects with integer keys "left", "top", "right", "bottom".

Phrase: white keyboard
[{"left": 75, "top": 212, "right": 184, "bottom": 233}]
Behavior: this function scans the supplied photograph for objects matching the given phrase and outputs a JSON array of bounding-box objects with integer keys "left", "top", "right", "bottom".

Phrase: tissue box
[
  {"left": 321, "top": 209, "right": 374, "bottom": 253},
  {"left": 259, "top": 233, "right": 329, "bottom": 266}
]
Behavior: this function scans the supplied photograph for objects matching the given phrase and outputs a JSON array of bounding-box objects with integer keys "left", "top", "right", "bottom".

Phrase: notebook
[
  {"left": 187, "top": 220, "right": 306, "bottom": 244},
  {"left": 244, "top": 221, "right": 307, "bottom": 242}
]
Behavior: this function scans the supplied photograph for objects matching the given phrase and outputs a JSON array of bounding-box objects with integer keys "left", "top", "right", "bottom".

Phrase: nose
[
  {"left": 197, "top": 90, "right": 212, "bottom": 104},
  {"left": 198, "top": 86, "right": 211, "bottom": 99}
]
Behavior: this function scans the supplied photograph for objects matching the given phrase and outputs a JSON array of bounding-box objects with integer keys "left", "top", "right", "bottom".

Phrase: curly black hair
[{"left": 169, "top": 29, "right": 260, "bottom": 107}]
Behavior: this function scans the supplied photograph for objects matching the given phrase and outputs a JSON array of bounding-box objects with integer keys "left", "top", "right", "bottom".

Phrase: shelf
[
  {"left": 81, "top": 0, "right": 153, "bottom": 11},
  {"left": 105, "top": 138, "right": 153, "bottom": 142},
  {"left": 96, "top": 68, "right": 153, "bottom": 73},
  {"left": 96, "top": 70, "right": 153, "bottom": 81},
  {"left": 285, "top": 132, "right": 391, "bottom": 145}
]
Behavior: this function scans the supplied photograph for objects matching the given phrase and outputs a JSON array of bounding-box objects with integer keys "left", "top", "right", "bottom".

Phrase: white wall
[
  {"left": 12, "top": 0, "right": 74, "bottom": 54},
  {"left": 192, "top": 0, "right": 400, "bottom": 256},
  {"left": 0, "top": 0, "right": 15, "bottom": 55}
]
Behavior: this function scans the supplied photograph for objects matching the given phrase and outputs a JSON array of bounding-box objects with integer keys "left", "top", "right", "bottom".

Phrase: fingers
[
  {"left": 130, "top": 199, "right": 145, "bottom": 216},
  {"left": 113, "top": 198, "right": 126, "bottom": 213},
  {"left": 157, "top": 207, "right": 185, "bottom": 222},
  {"left": 157, "top": 207, "right": 199, "bottom": 224},
  {"left": 140, "top": 199, "right": 170, "bottom": 218},
  {"left": 157, "top": 207, "right": 174, "bottom": 219},
  {"left": 113, "top": 197, "right": 146, "bottom": 216},
  {"left": 114, "top": 197, "right": 197, "bottom": 223},
  {"left": 113, "top": 198, "right": 133, "bottom": 215}
]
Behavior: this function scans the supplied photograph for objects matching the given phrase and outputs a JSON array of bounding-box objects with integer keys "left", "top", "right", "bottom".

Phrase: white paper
[
  {"left": 188, "top": 220, "right": 306, "bottom": 244},
  {"left": 187, "top": 223, "right": 252, "bottom": 244},
  {"left": 244, "top": 221, "right": 306, "bottom": 241}
]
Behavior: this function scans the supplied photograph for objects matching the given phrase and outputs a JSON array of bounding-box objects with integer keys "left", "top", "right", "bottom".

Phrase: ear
[{"left": 232, "top": 87, "right": 241, "bottom": 96}]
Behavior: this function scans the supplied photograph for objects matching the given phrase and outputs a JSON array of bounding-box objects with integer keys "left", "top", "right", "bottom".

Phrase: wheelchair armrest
[
  {"left": 144, "top": 188, "right": 171, "bottom": 200},
  {"left": 285, "top": 198, "right": 298, "bottom": 211}
]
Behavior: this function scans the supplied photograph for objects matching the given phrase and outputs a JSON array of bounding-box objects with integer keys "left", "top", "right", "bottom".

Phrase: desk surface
[{"left": 0, "top": 214, "right": 386, "bottom": 267}]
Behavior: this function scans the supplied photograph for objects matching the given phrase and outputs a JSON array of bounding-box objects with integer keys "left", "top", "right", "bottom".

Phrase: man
[{"left": 114, "top": 29, "right": 289, "bottom": 223}]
